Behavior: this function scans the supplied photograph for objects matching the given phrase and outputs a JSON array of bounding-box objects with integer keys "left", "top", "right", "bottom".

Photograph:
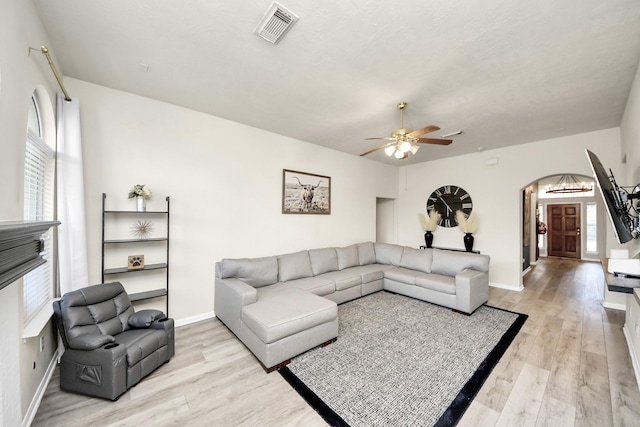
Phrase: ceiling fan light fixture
[
  {"left": 384, "top": 146, "right": 396, "bottom": 156},
  {"left": 360, "top": 102, "right": 453, "bottom": 160},
  {"left": 400, "top": 141, "right": 412, "bottom": 152}
]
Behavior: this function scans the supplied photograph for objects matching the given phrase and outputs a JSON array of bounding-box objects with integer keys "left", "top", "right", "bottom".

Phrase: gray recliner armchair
[{"left": 52, "top": 282, "right": 175, "bottom": 400}]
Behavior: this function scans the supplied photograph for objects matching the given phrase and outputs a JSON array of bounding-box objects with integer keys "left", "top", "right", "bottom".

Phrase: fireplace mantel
[{"left": 0, "top": 220, "right": 60, "bottom": 291}]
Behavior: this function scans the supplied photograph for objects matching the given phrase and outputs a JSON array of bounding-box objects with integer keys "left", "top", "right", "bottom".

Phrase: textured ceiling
[{"left": 33, "top": 0, "right": 640, "bottom": 165}]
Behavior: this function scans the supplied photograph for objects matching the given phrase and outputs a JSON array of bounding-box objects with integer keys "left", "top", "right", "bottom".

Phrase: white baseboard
[
  {"left": 522, "top": 267, "right": 532, "bottom": 276},
  {"left": 623, "top": 323, "right": 640, "bottom": 393},
  {"left": 23, "top": 347, "right": 59, "bottom": 427},
  {"left": 490, "top": 282, "right": 524, "bottom": 292},
  {"left": 602, "top": 301, "right": 627, "bottom": 311},
  {"left": 175, "top": 311, "right": 216, "bottom": 328}
]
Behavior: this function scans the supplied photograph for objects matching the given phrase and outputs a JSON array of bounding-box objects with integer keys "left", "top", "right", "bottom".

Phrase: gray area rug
[{"left": 280, "top": 291, "right": 527, "bottom": 427}]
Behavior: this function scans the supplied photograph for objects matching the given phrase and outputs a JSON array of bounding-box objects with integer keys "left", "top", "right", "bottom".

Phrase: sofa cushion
[
  {"left": 61, "top": 283, "right": 135, "bottom": 341},
  {"left": 336, "top": 245, "right": 359, "bottom": 270},
  {"left": 343, "top": 264, "right": 392, "bottom": 283},
  {"left": 219, "top": 256, "right": 278, "bottom": 287},
  {"left": 319, "top": 270, "right": 362, "bottom": 291},
  {"left": 431, "top": 249, "right": 490, "bottom": 277},
  {"left": 309, "top": 248, "right": 339, "bottom": 276},
  {"left": 400, "top": 247, "right": 433, "bottom": 274},
  {"left": 242, "top": 285, "right": 337, "bottom": 344},
  {"left": 384, "top": 267, "right": 418, "bottom": 285},
  {"left": 357, "top": 242, "right": 377, "bottom": 265},
  {"left": 278, "top": 250, "right": 314, "bottom": 282},
  {"left": 115, "top": 329, "right": 168, "bottom": 366},
  {"left": 374, "top": 243, "right": 404, "bottom": 266},
  {"left": 415, "top": 273, "right": 456, "bottom": 295},
  {"left": 286, "top": 276, "right": 335, "bottom": 296}
]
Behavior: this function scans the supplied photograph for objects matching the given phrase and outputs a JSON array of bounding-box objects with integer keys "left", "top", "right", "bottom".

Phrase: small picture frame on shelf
[{"left": 128, "top": 255, "right": 145, "bottom": 270}]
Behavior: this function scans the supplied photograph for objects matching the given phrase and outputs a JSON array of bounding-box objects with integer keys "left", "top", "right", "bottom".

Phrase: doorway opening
[
  {"left": 520, "top": 174, "right": 602, "bottom": 279},
  {"left": 376, "top": 198, "right": 396, "bottom": 244}
]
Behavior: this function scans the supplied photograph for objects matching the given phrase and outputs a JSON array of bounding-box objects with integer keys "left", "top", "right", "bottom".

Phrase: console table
[
  {"left": 419, "top": 245, "right": 480, "bottom": 254},
  {"left": 601, "top": 258, "right": 640, "bottom": 293}
]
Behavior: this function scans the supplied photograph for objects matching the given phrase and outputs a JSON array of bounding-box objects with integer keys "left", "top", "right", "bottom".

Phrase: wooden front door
[{"left": 547, "top": 204, "right": 581, "bottom": 259}]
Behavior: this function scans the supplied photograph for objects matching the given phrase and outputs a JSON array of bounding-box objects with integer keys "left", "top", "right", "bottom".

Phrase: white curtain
[{"left": 56, "top": 93, "right": 89, "bottom": 295}]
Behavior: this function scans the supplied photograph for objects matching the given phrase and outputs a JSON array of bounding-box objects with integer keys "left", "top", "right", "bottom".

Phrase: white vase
[{"left": 136, "top": 196, "right": 146, "bottom": 212}]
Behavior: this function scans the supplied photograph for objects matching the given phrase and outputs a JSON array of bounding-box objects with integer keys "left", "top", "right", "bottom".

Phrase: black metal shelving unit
[{"left": 101, "top": 193, "right": 170, "bottom": 315}]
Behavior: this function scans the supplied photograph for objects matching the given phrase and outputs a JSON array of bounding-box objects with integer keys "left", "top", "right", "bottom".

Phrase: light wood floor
[{"left": 32, "top": 257, "right": 640, "bottom": 426}]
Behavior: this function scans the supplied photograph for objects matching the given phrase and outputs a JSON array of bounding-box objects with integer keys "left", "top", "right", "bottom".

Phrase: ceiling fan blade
[
  {"left": 415, "top": 138, "right": 453, "bottom": 146},
  {"left": 407, "top": 125, "right": 440, "bottom": 138},
  {"left": 365, "top": 137, "right": 395, "bottom": 141},
  {"left": 360, "top": 142, "right": 394, "bottom": 156}
]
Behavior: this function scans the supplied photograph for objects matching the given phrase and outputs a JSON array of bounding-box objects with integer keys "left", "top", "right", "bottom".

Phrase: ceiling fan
[{"left": 361, "top": 102, "right": 453, "bottom": 159}]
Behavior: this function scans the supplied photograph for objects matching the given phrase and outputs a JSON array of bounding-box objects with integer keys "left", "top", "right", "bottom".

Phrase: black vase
[
  {"left": 424, "top": 231, "right": 433, "bottom": 248},
  {"left": 463, "top": 233, "right": 474, "bottom": 252}
]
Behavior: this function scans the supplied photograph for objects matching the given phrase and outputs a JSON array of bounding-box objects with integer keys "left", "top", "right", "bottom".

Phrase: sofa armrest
[
  {"left": 214, "top": 277, "right": 258, "bottom": 334},
  {"left": 455, "top": 269, "right": 489, "bottom": 314}
]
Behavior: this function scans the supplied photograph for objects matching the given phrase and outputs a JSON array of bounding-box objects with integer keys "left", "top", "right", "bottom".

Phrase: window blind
[{"left": 23, "top": 128, "right": 55, "bottom": 323}]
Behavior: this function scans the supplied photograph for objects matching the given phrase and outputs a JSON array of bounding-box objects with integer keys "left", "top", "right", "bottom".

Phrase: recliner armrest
[
  {"left": 149, "top": 317, "right": 175, "bottom": 358},
  {"left": 60, "top": 341, "right": 128, "bottom": 400},
  {"left": 128, "top": 309, "right": 166, "bottom": 328},
  {"left": 149, "top": 317, "right": 174, "bottom": 331},
  {"left": 68, "top": 333, "right": 115, "bottom": 350}
]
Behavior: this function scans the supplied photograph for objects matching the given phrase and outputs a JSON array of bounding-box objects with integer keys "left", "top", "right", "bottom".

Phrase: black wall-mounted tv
[{"left": 585, "top": 149, "right": 634, "bottom": 244}]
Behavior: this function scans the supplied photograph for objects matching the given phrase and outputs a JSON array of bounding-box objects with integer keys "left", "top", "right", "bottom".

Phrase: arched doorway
[{"left": 521, "top": 173, "right": 602, "bottom": 275}]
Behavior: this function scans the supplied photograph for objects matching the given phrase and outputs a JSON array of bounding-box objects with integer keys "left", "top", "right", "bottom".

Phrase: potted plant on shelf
[
  {"left": 456, "top": 210, "right": 478, "bottom": 252},
  {"left": 128, "top": 184, "right": 152, "bottom": 212},
  {"left": 419, "top": 210, "right": 441, "bottom": 248}
]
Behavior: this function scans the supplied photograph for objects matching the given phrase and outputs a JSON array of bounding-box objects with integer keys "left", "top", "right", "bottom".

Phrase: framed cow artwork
[{"left": 282, "top": 169, "right": 331, "bottom": 215}]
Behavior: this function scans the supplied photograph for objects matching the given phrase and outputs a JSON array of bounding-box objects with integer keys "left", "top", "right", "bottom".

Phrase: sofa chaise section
[{"left": 215, "top": 256, "right": 338, "bottom": 371}]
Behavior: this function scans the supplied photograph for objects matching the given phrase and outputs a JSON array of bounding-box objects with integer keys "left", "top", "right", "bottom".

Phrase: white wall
[
  {"left": 0, "top": 0, "right": 63, "bottom": 424},
  {"left": 621, "top": 61, "right": 640, "bottom": 257},
  {"left": 397, "top": 128, "right": 625, "bottom": 289},
  {"left": 65, "top": 78, "right": 399, "bottom": 321}
]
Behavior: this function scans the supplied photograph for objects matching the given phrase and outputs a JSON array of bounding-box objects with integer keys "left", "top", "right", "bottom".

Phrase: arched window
[{"left": 23, "top": 92, "right": 55, "bottom": 323}]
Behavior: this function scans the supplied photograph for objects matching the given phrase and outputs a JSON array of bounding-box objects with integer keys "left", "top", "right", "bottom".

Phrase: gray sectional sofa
[{"left": 214, "top": 242, "right": 490, "bottom": 371}]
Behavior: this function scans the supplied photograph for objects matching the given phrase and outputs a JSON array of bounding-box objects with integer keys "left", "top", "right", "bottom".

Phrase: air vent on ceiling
[{"left": 254, "top": 2, "right": 299, "bottom": 44}]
